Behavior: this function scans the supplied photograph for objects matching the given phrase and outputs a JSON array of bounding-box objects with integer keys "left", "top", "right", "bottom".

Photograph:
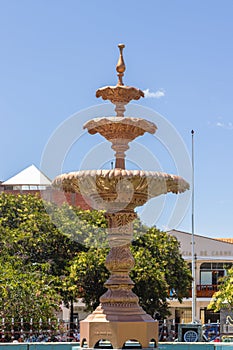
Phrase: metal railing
[
  {"left": 157, "top": 319, "right": 223, "bottom": 342},
  {"left": 0, "top": 318, "right": 80, "bottom": 343},
  {"left": 188, "top": 285, "right": 219, "bottom": 298}
]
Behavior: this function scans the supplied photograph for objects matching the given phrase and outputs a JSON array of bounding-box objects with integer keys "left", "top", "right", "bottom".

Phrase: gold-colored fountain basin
[
  {"left": 53, "top": 168, "right": 189, "bottom": 212},
  {"left": 84, "top": 116, "right": 157, "bottom": 143}
]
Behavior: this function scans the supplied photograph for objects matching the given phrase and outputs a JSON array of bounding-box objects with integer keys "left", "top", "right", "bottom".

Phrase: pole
[
  {"left": 191, "top": 130, "right": 196, "bottom": 323},
  {"left": 70, "top": 297, "right": 74, "bottom": 339}
]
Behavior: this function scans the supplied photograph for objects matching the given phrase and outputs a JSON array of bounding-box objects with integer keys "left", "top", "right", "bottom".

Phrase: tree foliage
[
  {"left": 0, "top": 192, "right": 192, "bottom": 321},
  {"left": 0, "top": 193, "right": 108, "bottom": 320},
  {"left": 131, "top": 227, "right": 192, "bottom": 318},
  {"left": 208, "top": 267, "right": 233, "bottom": 312},
  {"left": 0, "top": 193, "right": 82, "bottom": 275},
  {"left": 0, "top": 257, "right": 61, "bottom": 322},
  {"left": 69, "top": 226, "right": 192, "bottom": 318}
]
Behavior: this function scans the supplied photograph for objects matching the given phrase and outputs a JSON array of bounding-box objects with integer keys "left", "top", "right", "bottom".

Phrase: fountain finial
[
  {"left": 116, "top": 44, "right": 126, "bottom": 86},
  {"left": 96, "top": 43, "right": 144, "bottom": 117}
]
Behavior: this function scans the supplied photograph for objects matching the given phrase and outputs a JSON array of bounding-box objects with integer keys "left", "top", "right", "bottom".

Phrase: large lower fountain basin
[{"left": 53, "top": 169, "right": 189, "bottom": 211}]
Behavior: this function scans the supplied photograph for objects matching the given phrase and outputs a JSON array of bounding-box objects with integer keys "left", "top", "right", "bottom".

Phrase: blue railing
[{"left": 1, "top": 342, "right": 233, "bottom": 350}]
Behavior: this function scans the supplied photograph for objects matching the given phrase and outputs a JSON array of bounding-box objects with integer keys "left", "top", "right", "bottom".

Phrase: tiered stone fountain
[{"left": 53, "top": 44, "right": 189, "bottom": 349}]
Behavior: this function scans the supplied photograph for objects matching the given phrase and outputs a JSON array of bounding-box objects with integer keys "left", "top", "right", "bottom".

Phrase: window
[
  {"left": 200, "top": 263, "right": 232, "bottom": 270},
  {"left": 200, "top": 271, "right": 212, "bottom": 285},
  {"left": 200, "top": 262, "right": 232, "bottom": 285}
]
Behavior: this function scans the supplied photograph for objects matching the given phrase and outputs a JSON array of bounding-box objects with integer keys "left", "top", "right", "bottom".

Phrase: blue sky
[{"left": 1, "top": 0, "right": 233, "bottom": 238}]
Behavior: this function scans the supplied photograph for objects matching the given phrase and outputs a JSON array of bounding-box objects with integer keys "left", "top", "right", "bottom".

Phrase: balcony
[{"left": 189, "top": 284, "right": 218, "bottom": 298}]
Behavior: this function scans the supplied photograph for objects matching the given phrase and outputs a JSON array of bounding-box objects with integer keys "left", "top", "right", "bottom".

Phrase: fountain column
[{"left": 80, "top": 208, "right": 158, "bottom": 349}]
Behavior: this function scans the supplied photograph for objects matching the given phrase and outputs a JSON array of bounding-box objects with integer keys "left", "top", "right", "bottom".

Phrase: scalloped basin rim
[
  {"left": 53, "top": 168, "right": 187, "bottom": 179},
  {"left": 53, "top": 169, "right": 190, "bottom": 193},
  {"left": 83, "top": 116, "right": 157, "bottom": 134}
]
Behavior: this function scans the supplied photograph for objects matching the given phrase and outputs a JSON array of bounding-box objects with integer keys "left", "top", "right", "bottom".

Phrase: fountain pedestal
[{"left": 80, "top": 211, "right": 157, "bottom": 348}]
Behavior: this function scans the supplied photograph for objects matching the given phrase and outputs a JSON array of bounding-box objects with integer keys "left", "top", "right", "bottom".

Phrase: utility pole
[{"left": 191, "top": 130, "right": 196, "bottom": 323}]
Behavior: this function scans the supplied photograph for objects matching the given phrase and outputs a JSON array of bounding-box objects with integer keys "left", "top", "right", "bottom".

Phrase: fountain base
[{"left": 80, "top": 304, "right": 158, "bottom": 349}]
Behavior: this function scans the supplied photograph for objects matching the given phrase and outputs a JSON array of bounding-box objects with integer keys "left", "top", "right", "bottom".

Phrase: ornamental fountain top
[
  {"left": 95, "top": 43, "right": 144, "bottom": 118},
  {"left": 84, "top": 43, "right": 156, "bottom": 170},
  {"left": 53, "top": 44, "right": 189, "bottom": 349}
]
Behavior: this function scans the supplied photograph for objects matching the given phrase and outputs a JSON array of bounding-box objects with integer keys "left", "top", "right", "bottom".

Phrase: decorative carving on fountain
[
  {"left": 105, "top": 211, "right": 136, "bottom": 247},
  {"left": 101, "top": 243, "right": 138, "bottom": 305},
  {"left": 96, "top": 85, "right": 144, "bottom": 104},
  {"left": 84, "top": 117, "right": 157, "bottom": 169},
  {"left": 84, "top": 117, "right": 157, "bottom": 138},
  {"left": 53, "top": 43, "right": 190, "bottom": 349},
  {"left": 54, "top": 169, "right": 189, "bottom": 212}
]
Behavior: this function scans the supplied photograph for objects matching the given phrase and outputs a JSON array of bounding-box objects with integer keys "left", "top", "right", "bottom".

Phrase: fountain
[{"left": 53, "top": 44, "right": 189, "bottom": 349}]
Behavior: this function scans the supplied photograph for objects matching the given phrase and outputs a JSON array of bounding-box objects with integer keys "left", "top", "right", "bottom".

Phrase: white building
[
  {"left": 0, "top": 164, "right": 51, "bottom": 191},
  {"left": 167, "top": 230, "right": 233, "bottom": 324}
]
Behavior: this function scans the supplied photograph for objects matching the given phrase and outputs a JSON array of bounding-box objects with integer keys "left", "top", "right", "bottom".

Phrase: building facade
[
  {"left": 167, "top": 230, "right": 233, "bottom": 324},
  {"left": 0, "top": 164, "right": 90, "bottom": 209}
]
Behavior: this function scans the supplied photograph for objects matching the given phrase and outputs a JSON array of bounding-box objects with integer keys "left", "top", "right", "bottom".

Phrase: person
[{"left": 74, "top": 330, "right": 80, "bottom": 341}]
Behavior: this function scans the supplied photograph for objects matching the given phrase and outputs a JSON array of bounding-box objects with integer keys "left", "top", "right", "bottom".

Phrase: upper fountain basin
[
  {"left": 96, "top": 85, "right": 144, "bottom": 104},
  {"left": 84, "top": 117, "right": 157, "bottom": 143}
]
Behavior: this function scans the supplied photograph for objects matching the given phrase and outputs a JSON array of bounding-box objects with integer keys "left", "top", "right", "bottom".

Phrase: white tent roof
[{"left": 2, "top": 165, "right": 51, "bottom": 186}]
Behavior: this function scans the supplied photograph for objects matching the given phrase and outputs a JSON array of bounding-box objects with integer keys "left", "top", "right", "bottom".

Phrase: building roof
[
  {"left": 168, "top": 229, "right": 233, "bottom": 245},
  {"left": 167, "top": 229, "right": 233, "bottom": 260},
  {"left": 216, "top": 238, "right": 233, "bottom": 244},
  {"left": 2, "top": 165, "right": 52, "bottom": 186}
]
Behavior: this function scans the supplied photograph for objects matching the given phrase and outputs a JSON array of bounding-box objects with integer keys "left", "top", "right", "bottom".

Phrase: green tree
[
  {"left": 131, "top": 227, "right": 192, "bottom": 318},
  {"left": 208, "top": 267, "right": 233, "bottom": 312},
  {"left": 65, "top": 248, "right": 109, "bottom": 311},
  {"left": 0, "top": 193, "right": 83, "bottom": 276},
  {"left": 0, "top": 193, "right": 108, "bottom": 322},
  {"left": 69, "top": 226, "right": 192, "bottom": 318},
  {"left": 46, "top": 203, "right": 107, "bottom": 249},
  {"left": 0, "top": 193, "right": 192, "bottom": 321},
  {"left": 0, "top": 257, "right": 61, "bottom": 323}
]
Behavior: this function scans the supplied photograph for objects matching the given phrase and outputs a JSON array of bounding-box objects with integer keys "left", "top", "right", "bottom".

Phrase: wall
[
  {"left": 0, "top": 189, "right": 91, "bottom": 210},
  {"left": 0, "top": 344, "right": 79, "bottom": 350}
]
